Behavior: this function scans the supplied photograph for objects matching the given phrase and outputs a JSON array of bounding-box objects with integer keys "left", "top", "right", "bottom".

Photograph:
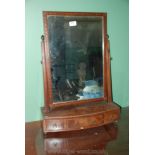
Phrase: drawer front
[
  {"left": 43, "top": 106, "right": 120, "bottom": 133},
  {"left": 103, "top": 109, "right": 120, "bottom": 124},
  {"left": 44, "top": 114, "right": 104, "bottom": 132}
]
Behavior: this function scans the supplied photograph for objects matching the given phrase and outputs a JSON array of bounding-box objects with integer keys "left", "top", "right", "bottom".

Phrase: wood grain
[{"left": 25, "top": 107, "right": 129, "bottom": 155}]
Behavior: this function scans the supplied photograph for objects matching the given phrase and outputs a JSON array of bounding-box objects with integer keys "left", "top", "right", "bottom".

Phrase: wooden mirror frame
[
  {"left": 41, "top": 11, "right": 120, "bottom": 133},
  {"left": 41, "top": 11, "right": 112, "bottom": 112}
]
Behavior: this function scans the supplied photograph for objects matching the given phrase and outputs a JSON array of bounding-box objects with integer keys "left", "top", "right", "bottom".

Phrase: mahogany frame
[{"left": 41, "top": 11, "right": 112, "bottom": 111}]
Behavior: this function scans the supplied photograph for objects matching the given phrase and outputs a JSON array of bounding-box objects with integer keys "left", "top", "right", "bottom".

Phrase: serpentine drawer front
[{"left": 42, "top": 103, "right": 120, "bottom": 133}]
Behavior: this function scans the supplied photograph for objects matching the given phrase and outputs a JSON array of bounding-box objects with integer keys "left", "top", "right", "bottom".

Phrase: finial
[
  {"left": 106, "top": 34, "right": 109, "bottom": 39},
  {"left": 41, "top": 35, "right": 44, "bottom": 40}
]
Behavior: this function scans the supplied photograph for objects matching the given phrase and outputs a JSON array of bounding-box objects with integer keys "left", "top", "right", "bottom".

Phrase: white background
[{"left": 0, "top": 0, "right": 155, "bottom": 154}]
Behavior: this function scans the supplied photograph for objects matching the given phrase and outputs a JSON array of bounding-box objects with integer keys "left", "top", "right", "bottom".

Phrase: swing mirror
[{"left": 43, "top": 12, "right": 107, "bottom": 106}]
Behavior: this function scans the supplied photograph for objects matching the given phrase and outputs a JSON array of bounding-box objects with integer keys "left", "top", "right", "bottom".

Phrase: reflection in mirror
[{"left": 47, "top": 16, "right": 104, "bottom": 102}]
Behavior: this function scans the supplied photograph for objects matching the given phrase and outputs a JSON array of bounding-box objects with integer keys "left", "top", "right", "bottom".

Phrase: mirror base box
[{"left": 42, "top": 102, "right": 120, "bottom": 133}]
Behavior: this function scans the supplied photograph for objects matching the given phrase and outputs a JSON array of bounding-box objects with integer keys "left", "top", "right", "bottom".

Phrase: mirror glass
[{"left": 47, "top": 15, "right": 104, "bottom": 102}]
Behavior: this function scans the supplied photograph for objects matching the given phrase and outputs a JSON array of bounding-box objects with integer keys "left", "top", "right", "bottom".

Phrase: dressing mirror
[
  {"left": 49, "top": 15, "right": 104, "bottom": 102},
  {"left": 42, "top": 12, "right": 109, "bottom": 108},
  {"left": 41, "top": 12, "right": 120, "bottom": 133}
]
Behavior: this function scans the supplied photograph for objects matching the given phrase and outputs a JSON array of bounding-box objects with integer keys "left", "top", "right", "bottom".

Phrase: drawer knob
[{"left": 53, "top": 123, "right": 57, "bottom": 128}]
